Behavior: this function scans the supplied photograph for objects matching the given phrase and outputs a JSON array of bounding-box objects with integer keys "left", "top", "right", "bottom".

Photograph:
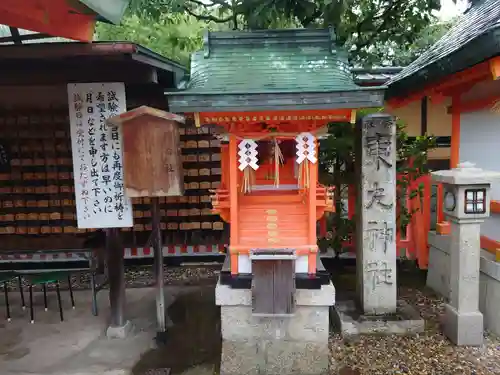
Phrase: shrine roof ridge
[
  {"left": 203, "top": 28, "right": 336, "bottom": 50},
  {"left": 166, "top": 85, "right": 385, "bottom": 96}
]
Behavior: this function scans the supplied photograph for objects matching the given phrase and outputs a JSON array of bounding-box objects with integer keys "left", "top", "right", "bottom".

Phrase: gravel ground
[
  {"left": 331, "top": 280, "right": 500, "bottom": 375},
  {"left": 3, "top": 264, "right": 221, "bottom": 292}
]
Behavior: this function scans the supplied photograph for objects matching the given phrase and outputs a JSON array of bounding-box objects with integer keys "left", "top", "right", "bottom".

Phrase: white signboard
[{"left": 68, "top": 82, "right": 133, "bottom": 229}]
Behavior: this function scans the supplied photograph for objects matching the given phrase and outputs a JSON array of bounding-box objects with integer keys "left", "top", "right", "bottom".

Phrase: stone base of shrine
[
  {"left": 331, "top": 300, "right": 424, "bottom": 339},
  {"left": 215, "top": 280, "right": 335, "bottom": 375}
]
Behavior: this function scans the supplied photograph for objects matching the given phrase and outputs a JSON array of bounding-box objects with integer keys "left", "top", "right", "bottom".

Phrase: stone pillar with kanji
[
  {"left": 432, "top": 162, "right": 500, "bottom": 345},
  {"left": 356, "top": 113, "right": 397, "bottom": 315}
]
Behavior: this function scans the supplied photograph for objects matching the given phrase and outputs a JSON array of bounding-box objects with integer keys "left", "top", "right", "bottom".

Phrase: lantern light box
[
  {"left": 464, "top": 188, "right": 486, "bottom": 214},
  {"left": 107, "top": 106, "right": 185, "bottom": 198}
]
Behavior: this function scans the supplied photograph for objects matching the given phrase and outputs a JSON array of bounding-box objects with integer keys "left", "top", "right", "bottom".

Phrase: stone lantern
[{"left": 432, "top": 162, "right": 500, "bottom": 346}]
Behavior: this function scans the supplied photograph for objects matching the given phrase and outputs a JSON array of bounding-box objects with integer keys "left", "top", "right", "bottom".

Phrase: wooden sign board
[{"left": 107, "top": 106, "right": 185, "bottom": 198}]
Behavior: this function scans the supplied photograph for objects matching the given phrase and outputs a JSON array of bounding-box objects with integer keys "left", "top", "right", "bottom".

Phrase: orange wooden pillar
[
  {"left": 308, "top": 145, "right": 318, "bottom": 274},
  {"left": 228, "top": 135, "right": 239, "bottom": 275},
  {"left": 220, "top": 143, "right": 230, "bottom": 189},
  {"left": 419, "top": 176, "right": 432, "bottom": 268},
  {"left": 450, "top": 96, "right": 461, "bottom": 168},
  {"left": 436, "top": 184, "right": 444, "bottom": 223},
  {"left": 408, "top": 176, "right": 430, "bottom": 269},
  {"left": 436, "top": 96, "right": 461, "bottom": 236}
]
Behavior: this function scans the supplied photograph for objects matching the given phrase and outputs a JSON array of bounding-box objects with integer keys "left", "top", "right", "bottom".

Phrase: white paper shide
[
  {"left": 295, "top": 132, "right": 317, "bottom": 164},
  {"left": 238, "top": 139, "right": 259, "bottom": 171},
  {"left": 68, "top": 82, "right": 133, "bottom": 229}
]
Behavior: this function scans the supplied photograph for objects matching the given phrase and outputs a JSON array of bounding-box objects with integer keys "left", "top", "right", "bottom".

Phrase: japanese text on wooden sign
[{"left": 68, "top": 83, "right": 133, "bottom": 229}]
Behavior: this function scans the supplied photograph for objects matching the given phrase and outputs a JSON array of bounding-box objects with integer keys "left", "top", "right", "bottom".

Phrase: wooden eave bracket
[
  {"left": 427, "top": 92, "right": 446, "bottom": 105},
  {"left": 490, "top": 56, "right": 500, "bottom": 80},
  {"left": 387, "top": 61, "right": 492, "bottom": 109},
  {"left": 447, "top": 94, "right": 500, "bottom": 114}
]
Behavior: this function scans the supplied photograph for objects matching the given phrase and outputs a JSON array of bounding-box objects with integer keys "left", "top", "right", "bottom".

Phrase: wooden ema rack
[{"left": 0, "top": 109, "right": 226, "bottom": 246}]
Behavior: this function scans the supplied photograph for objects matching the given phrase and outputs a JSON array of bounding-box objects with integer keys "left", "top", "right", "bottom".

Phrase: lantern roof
[{"left": 166, "top": 28, "right": 385, "bottom": 113}]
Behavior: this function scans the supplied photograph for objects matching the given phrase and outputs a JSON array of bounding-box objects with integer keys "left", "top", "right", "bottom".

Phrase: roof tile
[
  {"left": 388, "top": 0, "right": 500, "bottom": 86},
  {"left": 185, "top": 29, "right": 366, "bottom": 94}
]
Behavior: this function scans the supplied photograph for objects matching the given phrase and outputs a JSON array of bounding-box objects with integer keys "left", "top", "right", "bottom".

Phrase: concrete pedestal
[
  {"left": 332, "top": 300, "right": 424, "bottom": 339},
  {"left": 427, "top": 231, "right": 500, "bottom": 337},
  {"left": 445, "top": 220, "right": 483, "bottom": 346},
  {"left": 443, "top": 305, "right": 483, "bottom": 346},
  {"left": 106, "top": 319, "right": 133, "bottom": 339},
  {"left": 215, "top": 280, "right": 335, "bottom": 375}
]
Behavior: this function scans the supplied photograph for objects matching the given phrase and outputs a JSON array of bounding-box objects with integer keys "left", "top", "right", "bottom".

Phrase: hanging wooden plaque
[{"left": 107, "top": 106, "right": 185, "bottom": 198}]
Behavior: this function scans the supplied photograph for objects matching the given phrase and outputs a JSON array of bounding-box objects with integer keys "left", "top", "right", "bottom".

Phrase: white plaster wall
[
  {"left": 480, "top": 213, "right": 500, "bottom": 243},
  {"left": 460, "top": 111, "right": 500, "bottom": 241},
  {"left": 460, "top": 111, "right": 500, "bottom": 199}
]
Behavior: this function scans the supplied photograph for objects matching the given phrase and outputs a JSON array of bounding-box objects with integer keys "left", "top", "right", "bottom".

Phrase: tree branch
[
  {"left": 184, "top": 7, "right": 234, "bottom": 23},
  {"left": 302, "top": 9, "right": 322, "bottom": 27},
  {"left": 354, "top": 0, "right": 405, "bottom": 52},
  {"left": 190, "top": 0, "right": 229, "bottom": 7},
  {"left": 189, "top": 0, "right": 211, "bottom": 6}
]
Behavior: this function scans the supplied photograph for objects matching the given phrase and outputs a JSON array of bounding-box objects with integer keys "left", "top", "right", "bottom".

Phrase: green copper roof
[
  {"left": 185, "top": 28, "right": 364, "bottom": 94},
  {"left": 166, "top": 29, "right": 385, "bottom": 113}
]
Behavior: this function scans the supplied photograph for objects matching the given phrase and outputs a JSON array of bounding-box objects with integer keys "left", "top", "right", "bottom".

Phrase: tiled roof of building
[{"left": 387, "top": 0, "right": 500, "bottom": 98}]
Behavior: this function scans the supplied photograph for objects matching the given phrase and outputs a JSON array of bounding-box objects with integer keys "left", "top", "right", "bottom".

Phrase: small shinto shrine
[{"left": 168, "top": 29, "right": 385, "bottom": 374}]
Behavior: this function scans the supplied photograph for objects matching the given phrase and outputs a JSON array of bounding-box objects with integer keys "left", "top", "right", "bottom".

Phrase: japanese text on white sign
[{"left": 68, "top": 83, "right": 133, "bottom": 229}]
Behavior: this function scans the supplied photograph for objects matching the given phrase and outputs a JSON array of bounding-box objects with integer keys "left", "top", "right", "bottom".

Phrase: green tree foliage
[
  {"left": 128, "top": 0, "right": 449, "bottom": 65},
  {"left": 95, "top": 13, "right": 226, "bottom": 66},
  {"left": 372, "top": 18, "right": 456, "bottom": 66}
]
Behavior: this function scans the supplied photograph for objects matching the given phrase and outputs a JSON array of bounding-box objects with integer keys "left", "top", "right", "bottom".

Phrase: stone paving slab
[
  {"left": 331, "top": 299, "right": 425, "bottom": 340},
  {"left": 0, "top": 286, "right": 192, "bottom": 375}
]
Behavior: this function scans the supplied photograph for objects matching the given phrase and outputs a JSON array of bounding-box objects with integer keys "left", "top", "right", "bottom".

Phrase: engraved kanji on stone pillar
[{"left": 356, "top": 113, "right": 397, "bottom": 315}]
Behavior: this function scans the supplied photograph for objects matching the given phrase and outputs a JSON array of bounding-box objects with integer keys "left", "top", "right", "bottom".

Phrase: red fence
[{"left": 320, "top": 174, "right": 439, "bottom": 269}]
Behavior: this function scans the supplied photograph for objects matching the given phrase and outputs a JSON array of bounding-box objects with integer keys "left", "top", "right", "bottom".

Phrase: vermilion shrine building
[
  {"left": 167, "top": 29, "right": 394, "bottom": 374},
  {"left": 168, "top": 29, "right": 385, "bottom": 280},
  {"left": 387, "top": 0, "right": 500, "bottom": 256},
  {"left": 387, "top": 0, "right": 500, "bottom": 337}
]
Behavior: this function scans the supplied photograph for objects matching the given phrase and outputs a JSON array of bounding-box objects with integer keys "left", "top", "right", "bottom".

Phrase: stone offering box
[{"left": 107, "top": 105, "right": 185, "bottom": 198}]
